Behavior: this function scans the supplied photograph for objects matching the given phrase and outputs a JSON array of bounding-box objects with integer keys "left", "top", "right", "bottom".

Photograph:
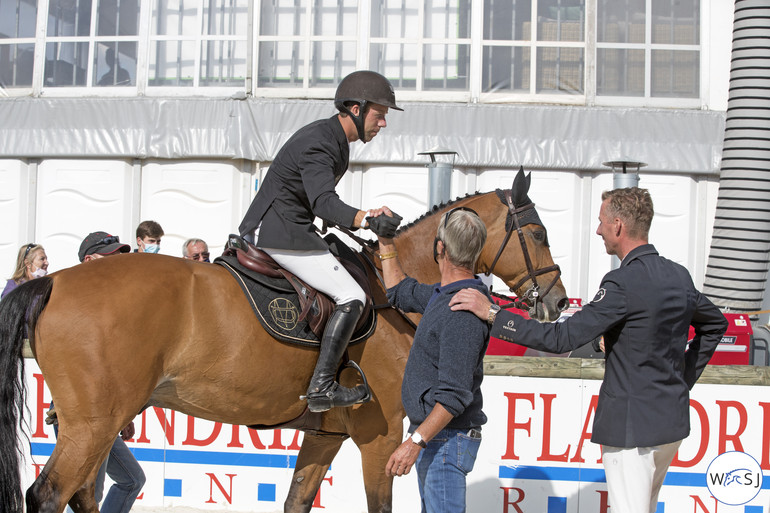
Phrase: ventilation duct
[{"left": 703, "top": 0, "right": 770, "bottom": 318}]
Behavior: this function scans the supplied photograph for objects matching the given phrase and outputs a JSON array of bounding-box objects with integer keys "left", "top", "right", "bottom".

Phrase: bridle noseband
[{"left": 485, "top": 189, "right": 561, "bottom": 315}]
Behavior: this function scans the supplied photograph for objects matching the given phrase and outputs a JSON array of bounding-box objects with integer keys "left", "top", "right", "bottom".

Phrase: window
[
  {"left": 0, "top": 0, "right": 703, "bottom": 105},
  {"left": 0, "top": 0, "right": 38, "bottom": 88},
  {"left": 150, "top": 0, "right": 249, "bottom": 88},
  {"left": 45, "top": 0, "right": 140, "bottom": 88},
  {"left": 256, "top": 0, "right": 358, "bottom": 90},
  {"left": 482, "top": 0, "right": 585, "bottom": 96},
  {"left": 597, "top": 0, "right": 700, "bottom": 99},
  {"left": 370, "top": 0, "right": 472, "bottom": 92}
]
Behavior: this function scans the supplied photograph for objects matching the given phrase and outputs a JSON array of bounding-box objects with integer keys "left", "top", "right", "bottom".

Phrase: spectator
[
  {"left": 135, "top": 220, "right": 164, "bottom": 253},
  {"left": 50, "top": 231, "right": 145, "bottom": 513},
  {"left": 2, "top": 243, "right": 49, "bottom": 299},
  {"left": 182, "top": 238, "right": 210, "bottom": 262}
]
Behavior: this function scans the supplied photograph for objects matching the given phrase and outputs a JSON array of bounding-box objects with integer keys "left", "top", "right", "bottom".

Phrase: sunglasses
[
  {"left": 83, "top": 235, "right": 121, "bottom": 256},
  {"left": 443, "top": 206, "right": 478, "bottom": 227},
  {"left": 23, "top": 243, "right": 36, "bottom": 260},
  {"left": 189, "top": 252, "right": 210, "bottom": 261}
]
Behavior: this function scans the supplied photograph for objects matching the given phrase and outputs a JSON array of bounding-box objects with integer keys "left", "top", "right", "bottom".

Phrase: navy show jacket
[{"left": 490, "top": 244, "right": 728, "bottom": 448}]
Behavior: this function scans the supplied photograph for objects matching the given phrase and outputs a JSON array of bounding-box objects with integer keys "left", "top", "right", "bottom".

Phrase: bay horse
[{"left": 0, "top": 169, "right": 568, "bottom": 513}]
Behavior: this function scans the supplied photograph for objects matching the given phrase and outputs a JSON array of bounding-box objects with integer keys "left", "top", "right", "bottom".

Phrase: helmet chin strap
[{"left": 339, "top": 100, "right": 369, "bottom": 142}]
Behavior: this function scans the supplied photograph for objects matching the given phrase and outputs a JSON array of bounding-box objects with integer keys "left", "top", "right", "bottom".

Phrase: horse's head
[
  {"left": 391, "top": 167, "right": 569, "bottom": 321},
  {"left": 475, "top": 167, "right": 570, "bottom": 322}
]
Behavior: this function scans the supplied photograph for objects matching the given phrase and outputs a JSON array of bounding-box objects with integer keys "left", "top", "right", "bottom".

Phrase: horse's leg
[
  {"left": 26, "top": 421, "right": 115, "bottom": 513},
  {"left": 283, "top": 432, "right": 347, "bottom": 513}
]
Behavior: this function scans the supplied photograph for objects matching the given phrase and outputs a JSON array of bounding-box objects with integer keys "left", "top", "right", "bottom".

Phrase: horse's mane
[{"left": 395, "top": 190, "right": 489, "bottom": 235}]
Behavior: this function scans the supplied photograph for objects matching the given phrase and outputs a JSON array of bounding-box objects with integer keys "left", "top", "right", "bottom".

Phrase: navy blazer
[
  {"left": 239, "top": 116, "right": 359, "bottom": 250},
  {"left": 491, "top": 244, "right": 728, "bottom": 448}
]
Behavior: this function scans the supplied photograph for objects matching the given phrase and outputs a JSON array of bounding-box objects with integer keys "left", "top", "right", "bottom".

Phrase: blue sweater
[{"left": 388, "top": 276, "right": 490, "bottom": 431}]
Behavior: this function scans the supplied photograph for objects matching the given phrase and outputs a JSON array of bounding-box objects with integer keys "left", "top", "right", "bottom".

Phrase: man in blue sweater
[{"left": 379, "top": 206, "right": 490, "bottom": 513}]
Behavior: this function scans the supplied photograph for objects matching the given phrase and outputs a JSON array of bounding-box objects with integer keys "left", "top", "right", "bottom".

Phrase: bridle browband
[{"left": 485, "top": 189, "right": 561, "bottom": 316}]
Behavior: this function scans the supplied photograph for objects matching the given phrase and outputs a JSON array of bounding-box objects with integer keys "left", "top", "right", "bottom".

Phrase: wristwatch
[
  {"left": 410, "top": 431, "right": 427, "bottom": 448},
  {"left": 487, "top": 303, "right": 501, "bottom": 325}
]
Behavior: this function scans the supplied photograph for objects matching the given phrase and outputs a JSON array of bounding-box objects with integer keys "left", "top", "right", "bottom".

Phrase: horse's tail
[{"left": 0, "top": 276, "right": 54, "bottom": 513}]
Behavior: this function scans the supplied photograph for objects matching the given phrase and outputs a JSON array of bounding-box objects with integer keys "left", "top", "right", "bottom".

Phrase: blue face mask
[{"left": 143, "top": 244, "right": 160, "bottom": 254}]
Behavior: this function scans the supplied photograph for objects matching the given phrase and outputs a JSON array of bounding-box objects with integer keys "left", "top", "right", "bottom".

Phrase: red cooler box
[{"left": 690, "top": 313, "right": 753, "bottom": 366}]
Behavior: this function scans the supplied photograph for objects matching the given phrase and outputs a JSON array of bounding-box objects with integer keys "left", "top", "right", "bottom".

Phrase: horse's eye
[{"left": 532, "top": 230, "right": 546, "bottom": 242}]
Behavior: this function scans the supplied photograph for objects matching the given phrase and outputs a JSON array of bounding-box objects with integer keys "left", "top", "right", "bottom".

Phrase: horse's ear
[{"left": 511, "top": 166, "right": 531, "bottom": 205}]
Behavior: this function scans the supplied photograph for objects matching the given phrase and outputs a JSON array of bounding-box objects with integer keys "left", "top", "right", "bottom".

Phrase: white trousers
[
  {"left": 602, "top": 440, "right": 682, "bottom": 513},
  {"left": 262, "top": 247, "right": 366, "bottom": 305}
]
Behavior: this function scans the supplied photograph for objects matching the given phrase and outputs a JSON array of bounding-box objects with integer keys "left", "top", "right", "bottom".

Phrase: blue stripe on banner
[
  {"left": 498, "top": 466, "right": 770, "bottom": 490},
  {"left": 30, "top": 443, "right": 297, "bottom": 469}
]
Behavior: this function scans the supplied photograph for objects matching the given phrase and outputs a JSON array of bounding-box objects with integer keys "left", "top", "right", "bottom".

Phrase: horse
[{"left": 0, "top": 169, "right": 569, "bottom": 513}]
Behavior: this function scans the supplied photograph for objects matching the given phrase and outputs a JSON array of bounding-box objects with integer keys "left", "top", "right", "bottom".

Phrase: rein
[{"left": 485, "top": 190, "right": 561, "bottom": 316}]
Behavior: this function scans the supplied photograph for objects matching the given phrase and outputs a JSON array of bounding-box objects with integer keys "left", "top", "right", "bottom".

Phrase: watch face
[{"left": 491, "top": 304, "right": 501, "bottom": 312}]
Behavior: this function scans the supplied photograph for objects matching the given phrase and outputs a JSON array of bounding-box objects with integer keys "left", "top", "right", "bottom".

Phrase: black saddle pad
[{"left": 214, "top": 253, "right": 376, "bottom": 348}]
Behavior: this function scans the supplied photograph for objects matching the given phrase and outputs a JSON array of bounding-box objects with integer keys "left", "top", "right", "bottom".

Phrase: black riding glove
[{"left": 367, "top": 212, "right": 403, "bottom": 239}]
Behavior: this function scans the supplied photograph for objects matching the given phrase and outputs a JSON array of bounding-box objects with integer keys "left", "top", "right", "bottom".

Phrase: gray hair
[
  {"left": 436, "top": 208, "right": 487, "bottom": 271},
  {"left": 182, "top": 238, "right": 208, "bottom": 257}
]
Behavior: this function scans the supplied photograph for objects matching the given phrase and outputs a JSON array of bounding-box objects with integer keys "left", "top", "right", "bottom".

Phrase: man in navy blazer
[{"left": 449, "top": 187, "right": 727, "bottom": 513}]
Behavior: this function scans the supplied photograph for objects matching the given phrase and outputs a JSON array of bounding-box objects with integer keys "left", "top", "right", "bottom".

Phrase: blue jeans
[
  {"left": 415, "top": 428, "right": 481, "bottom": 513},
  {"left": 53, "top": 405, "right": 145, "bottom": 513},
  {"left": 99, "top": 436, "right": 146, "bottom": 513}
]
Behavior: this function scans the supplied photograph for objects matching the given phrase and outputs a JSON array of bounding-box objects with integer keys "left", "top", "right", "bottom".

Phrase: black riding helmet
[{"left": 334, "top": 70, "right": 403, "bottom": 142}]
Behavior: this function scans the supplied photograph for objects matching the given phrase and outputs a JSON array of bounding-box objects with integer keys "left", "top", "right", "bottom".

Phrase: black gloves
[{"left": 367, "top": 212, "right": 403, "bottom": 239}]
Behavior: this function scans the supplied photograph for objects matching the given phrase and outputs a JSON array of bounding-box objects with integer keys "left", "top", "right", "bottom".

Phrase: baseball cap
[{"left": 78, "top": 231, "right": 131, "bottom": 262}]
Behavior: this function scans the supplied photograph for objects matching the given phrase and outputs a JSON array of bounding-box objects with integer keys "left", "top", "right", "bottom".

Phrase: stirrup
[{"left": 301, "top": 360, "right": 372, "bottom": 412}]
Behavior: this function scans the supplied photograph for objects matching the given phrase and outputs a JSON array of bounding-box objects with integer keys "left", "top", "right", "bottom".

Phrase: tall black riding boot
[{"left": 306, "top": 299, "right": 370, "bottom": 412}]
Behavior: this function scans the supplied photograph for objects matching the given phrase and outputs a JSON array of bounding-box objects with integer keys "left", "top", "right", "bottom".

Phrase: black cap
[{"left": 78, "top": 232, "right": 130, "bottom": 262}]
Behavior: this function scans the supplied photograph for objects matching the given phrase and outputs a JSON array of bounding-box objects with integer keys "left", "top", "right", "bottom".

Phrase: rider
[{"left": 239, "top": 70, "right": 403, "bottom": 412}]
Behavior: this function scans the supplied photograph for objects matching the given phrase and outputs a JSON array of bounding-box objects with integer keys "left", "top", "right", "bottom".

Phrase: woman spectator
[{"left": 2, "top": 243, "right": 49, "bottom": 299}]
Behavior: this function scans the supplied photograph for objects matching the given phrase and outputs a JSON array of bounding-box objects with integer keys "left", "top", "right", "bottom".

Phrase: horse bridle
[{"left": 485, "top": 189, "right": 561, "bottom": 315}]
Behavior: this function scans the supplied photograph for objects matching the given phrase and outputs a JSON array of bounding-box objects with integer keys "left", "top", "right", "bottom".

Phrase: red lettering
[
  {"left": 690, "top": 494, "right": 718, "bottom": 513},
  {"left": 672, "top": 399, "right": 710, "bottom": 468},
  {"left": 205, "top": 473, "right": 236, "bottom": 504},
  {"left": 136, "top": 407, "right": 175, "bottom": 445},
  {"left": 269, "top": 429, "right": 302, "bottom": 451},
  {"left": 184, "top": 418, "right": 222, "bottom": 446},
  {"left": 312, "top": 476, "right": 333, "bottom": 508},
  {"left": 570, "top": 394, "right": 599, "bottom": 464},
  {"left": 227, "top": 424, "right": 266, "bottom": 449},
  {"left": 500, "top": 487, "right": 525, "bottom": 513},
  {"left": 32, "top": 463, "right": 45, "bottom": 479},
  {"left": 596, "top": 489, "right": 610, "bottom": 513},
  {"left": 539, "top": 394, "right": 569, "bottom": 462},
  {"left": 501, "top": 393, "right": 535, "bottom": 460},
  {"left": 716, "top": 400, "right": 747, "bottom": 453},
  {"left": 32, "top": 373, "right": 49, "bottom": 438},
  {"left": 760, "top": 402, "right": 770, "bottom": 470}
]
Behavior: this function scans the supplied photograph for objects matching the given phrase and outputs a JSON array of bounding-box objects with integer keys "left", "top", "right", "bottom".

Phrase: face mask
[
  {"left": 31, "top": 268, "right": 48, "bottom": 279},
  {"left": 143, "top": 244, "right": 160, "bottom": 254}
]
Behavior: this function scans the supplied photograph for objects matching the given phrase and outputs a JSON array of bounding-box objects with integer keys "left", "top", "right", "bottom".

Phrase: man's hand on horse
[{"left": 367, "top": 209, "right": 402, "bottom": 239}]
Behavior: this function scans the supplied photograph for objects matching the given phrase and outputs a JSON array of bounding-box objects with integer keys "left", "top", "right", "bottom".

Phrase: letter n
[
  {"left": 205, "top": 473, "right": 236, "bottom": 504},
  {"left": 690, "top": 495, "right": 718, "bottom": 513}
]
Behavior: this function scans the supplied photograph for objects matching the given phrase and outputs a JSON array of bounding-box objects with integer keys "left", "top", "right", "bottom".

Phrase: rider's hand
[{"left": 367, "top": 211, "right": 403, "bottom": 239}]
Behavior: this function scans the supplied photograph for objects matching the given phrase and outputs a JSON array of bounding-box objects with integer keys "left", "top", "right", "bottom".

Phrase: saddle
[{"left": 216, "top": 234, "right": 375, "bottom": 346}]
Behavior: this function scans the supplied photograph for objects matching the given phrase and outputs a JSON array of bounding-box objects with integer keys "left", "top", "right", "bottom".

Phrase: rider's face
[{"left": 361, "top": 103, "right": 389, "bottom": 142}]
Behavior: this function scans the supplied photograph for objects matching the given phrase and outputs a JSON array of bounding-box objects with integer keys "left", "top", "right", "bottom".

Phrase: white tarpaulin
[{"left": 0, "top": 97, "right": 724, "bottom": 174}]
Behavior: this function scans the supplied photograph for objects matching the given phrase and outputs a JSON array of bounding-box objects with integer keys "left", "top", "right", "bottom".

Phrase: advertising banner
[{"left": 20, "top": 363, "right": 770, "bottom": 512}]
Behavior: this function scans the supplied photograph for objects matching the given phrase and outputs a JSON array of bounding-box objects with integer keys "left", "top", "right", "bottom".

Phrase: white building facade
[{"left": 0, "top": 0, "right": 734, "bottom": 302}]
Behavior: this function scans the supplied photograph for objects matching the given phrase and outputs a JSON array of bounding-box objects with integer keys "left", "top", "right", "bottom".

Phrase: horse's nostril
[{"left": 557, "top": 298, "right": 569, "bottom": 312}]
